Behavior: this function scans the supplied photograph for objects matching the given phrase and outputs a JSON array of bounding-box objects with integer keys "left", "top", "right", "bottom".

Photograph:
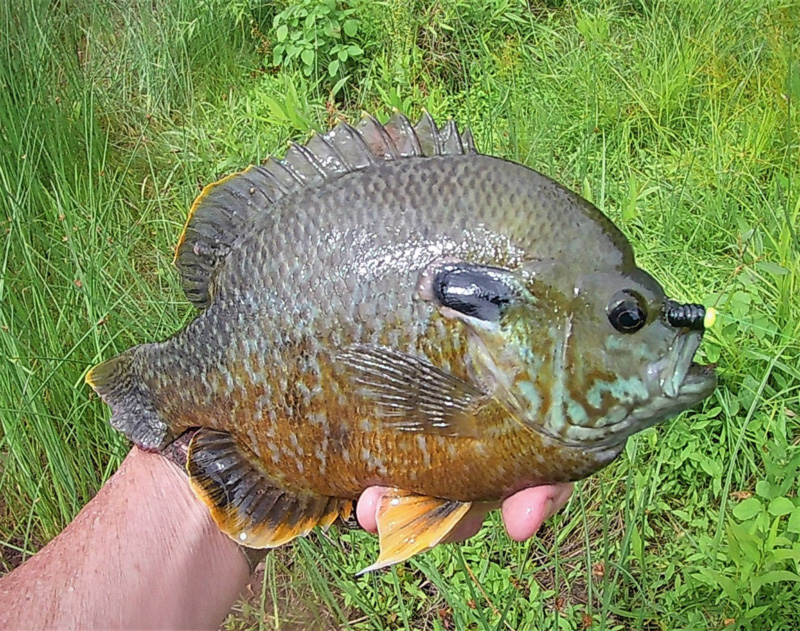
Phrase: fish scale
[{"left": 87, "top": 112, "right": 715, "bottom": 572}]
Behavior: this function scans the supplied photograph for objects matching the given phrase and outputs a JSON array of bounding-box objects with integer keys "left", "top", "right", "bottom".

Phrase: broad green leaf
[
  {"left": 768, "top": 497, "right": 795, "bottom": 517},
  {"left": 744, "top": 605, "right": 771, "bottom": 619},
  {"left": 732, "top": 497, "right": 762, "bottom": 520},
  {"left": 343, "top": 19, "right": 358, "bottom": 37},
  {"left": 770, "top": 548, "right": 800, "bottom": 563},
  {"left": 699, "top": 457, "right": 722, "bottom": 477},
  {"left": 788, "top": 507, "right": 800, "bottom": 533},
  {"left": 692, "top": 569, "right": 738, "bottom": 601},
  {"left": 755, "top": 261, "right": 789, "bottom": 276},
  {"left": 301, "top": 49, "right": 315, "bottom": 67},
  {"left": 328, "top": 59, "right": 339, "bottom": 77},
  {"left": 331, "top": 75, "right": 349, "bottom": 95},
  {"left": 755, "top": 480, "right": 773, "bottom": 498},
  {"left": 751, "top": 570, "right": 800, "bottom": 591},
  {"left": 276, "top": 24, "right": 288, "bottom": 42}
]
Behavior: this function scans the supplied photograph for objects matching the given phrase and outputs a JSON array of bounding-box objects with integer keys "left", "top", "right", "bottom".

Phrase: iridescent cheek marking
[
  {"left": 566, "top": 398, "right": 589, "bottom": 426},
  {"left": 517, "top": 380, "right": 541, "bottom": 416},
  {"left": 565, "top": 425, "right": 604, "bottom": 441},
  {"left": 594, "top": 404, "right": 628, "bottom": 428},
  {"left": 612, "top": 377, "right": 649, "bottom": 404},
  {"left": 588, "top": 378, "right": 649, "bottom": 408},
  {"left": 604, "top": 336, "right": 625, "bottom": 351},
  {"left": 586, "top": 382, "right": 606, "bottom": 409},
  {"left": 544, "top": 319, "right": 572, "bottom": 436}
]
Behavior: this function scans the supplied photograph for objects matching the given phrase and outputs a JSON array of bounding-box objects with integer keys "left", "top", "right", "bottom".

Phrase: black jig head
[{"left": 665, "top": 301, "right": 706, "bottom": 331}]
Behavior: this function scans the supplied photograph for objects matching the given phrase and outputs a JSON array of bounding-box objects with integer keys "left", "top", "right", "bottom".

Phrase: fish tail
[{"left": 86, "top": 345, "right": 172, "bottom": 451}]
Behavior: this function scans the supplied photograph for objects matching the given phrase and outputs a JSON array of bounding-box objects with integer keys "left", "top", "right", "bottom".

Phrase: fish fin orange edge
[
  {"left": 187, "top": 429, "right": 352, "bottom": 548},
  {"left": 357, "top": 489, "right": 471, "bottom": 575}
]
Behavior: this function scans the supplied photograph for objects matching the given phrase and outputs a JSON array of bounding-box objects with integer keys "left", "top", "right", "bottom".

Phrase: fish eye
[{"left": 607, "top": 290, "right": 647, "bottom": 333}]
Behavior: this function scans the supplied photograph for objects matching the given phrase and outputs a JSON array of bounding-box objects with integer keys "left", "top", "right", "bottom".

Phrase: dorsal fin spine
[
  {"left": 173, "top": 168, "right": 253, "bottom": 265},
  {"left": 338, "top": 123, "right": 378, "bottom": 166},
  {"left": 253, "top": 164, "right": 290, "bottom": 196},
  {"left": 276, "top": 159, "right": 306, "bottom": 186},
  {"left": 360, "top": 114, "right": 399, "bottom": 158},
  {"left": 174, "top": 113, "right": 481, "bottom": 308},
  {"left": 289, "top": 142, "right": 328, "bottom": 178},
  {"left": 316, "top": 133, "right": 349, "bottom": 170}
]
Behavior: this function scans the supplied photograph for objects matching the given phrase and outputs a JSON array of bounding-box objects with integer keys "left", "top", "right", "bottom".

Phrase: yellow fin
[
  {"left": 358, "top": 489, "right": 471, "bottom": 574},
  {"left": 187, "top": 429, "right": 352, "bottom": 548}
]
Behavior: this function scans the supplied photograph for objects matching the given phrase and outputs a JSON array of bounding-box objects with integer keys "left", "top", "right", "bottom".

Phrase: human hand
[{"left": 356, "top": 483, "right": 573, "bottom": 543}]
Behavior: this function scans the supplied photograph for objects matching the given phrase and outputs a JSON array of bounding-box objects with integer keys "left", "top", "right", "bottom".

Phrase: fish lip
[
  {"left": 554, "top": 348, "right": 717, "bottom": 452},
  {"left": 680, "top": 361, "right": 718, "bottom": 400},
  {"left": 655, "top": 331, "right": 716, "bottom": 401}
]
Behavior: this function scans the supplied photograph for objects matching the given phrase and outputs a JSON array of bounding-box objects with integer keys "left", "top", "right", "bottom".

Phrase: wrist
[{"left": 158, "top": 432, "right": 267, "bottom": 573}]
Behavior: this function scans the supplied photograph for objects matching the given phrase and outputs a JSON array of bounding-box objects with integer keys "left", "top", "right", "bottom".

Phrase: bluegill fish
[{"left": 87, "top": 113, "right": 716, "bottom": 572}]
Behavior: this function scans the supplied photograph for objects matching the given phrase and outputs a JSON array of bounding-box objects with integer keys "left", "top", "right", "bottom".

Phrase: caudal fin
[{"left": 86, "top": 347, "right": 172, "bottom": 450}]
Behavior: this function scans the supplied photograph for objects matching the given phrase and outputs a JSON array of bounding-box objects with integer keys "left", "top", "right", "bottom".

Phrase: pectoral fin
[
  {"left": 339, "top": 344, "right": 486, "bottom": 437},
  {"left": 358, "top": 489, "right": 472, "bottom": 574},
  {"left": 187, "top": 430, "right": 352, "bottom": 548}
]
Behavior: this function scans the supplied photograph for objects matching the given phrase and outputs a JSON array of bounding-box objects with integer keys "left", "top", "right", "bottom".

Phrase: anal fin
[
  {"left": 187, "top": 430, "right": 352, "bottom": 548},
  {"left": 358, "top": 489, "right": 471, "bottom": 574}
]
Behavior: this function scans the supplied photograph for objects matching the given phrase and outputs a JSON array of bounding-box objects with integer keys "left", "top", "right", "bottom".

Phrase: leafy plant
[
  {"left": 271, "top": 0, "right": 364, "bottom": 89},
  {"left": 693, "top": 433, "right": 800, "bottom": 623},
  {"left": 2, "top": 0, "right": 799, "bottom": 629}
]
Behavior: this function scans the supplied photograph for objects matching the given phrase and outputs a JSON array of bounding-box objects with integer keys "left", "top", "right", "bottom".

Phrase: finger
[
  {"left": 544, "top": 483, "right": 573, "bottom": 519},
  {"left": 501, "top": 483, "right": 573, "bottom": 542},
  {"left": 356, "top": 486, "right": 389, "bottom": 533},
  {"left": 443, "top": 513, "right": 486, "bottom": 543}
]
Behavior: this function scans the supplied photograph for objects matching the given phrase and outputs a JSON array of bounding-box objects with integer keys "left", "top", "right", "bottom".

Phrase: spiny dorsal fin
[{"left": 174, "top": 112, "right": 479, "bottom": 308}]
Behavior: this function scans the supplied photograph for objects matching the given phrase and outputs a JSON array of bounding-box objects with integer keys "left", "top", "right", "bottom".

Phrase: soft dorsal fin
[{"left": 174, "top": 112, "right": 479, "bottom": 308}]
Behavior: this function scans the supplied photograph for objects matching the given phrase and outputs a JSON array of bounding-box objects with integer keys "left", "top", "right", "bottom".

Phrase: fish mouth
[
  {"left": 544, "top": 331, "right": 717, "bottom": 451},
  {"left": 651, "top": 331, "right": 717, "bottom": 403}
]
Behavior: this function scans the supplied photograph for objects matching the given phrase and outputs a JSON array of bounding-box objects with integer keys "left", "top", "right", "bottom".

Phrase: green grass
[{"left": 1, "top": 0, "right": 798, "bottom": 628}]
